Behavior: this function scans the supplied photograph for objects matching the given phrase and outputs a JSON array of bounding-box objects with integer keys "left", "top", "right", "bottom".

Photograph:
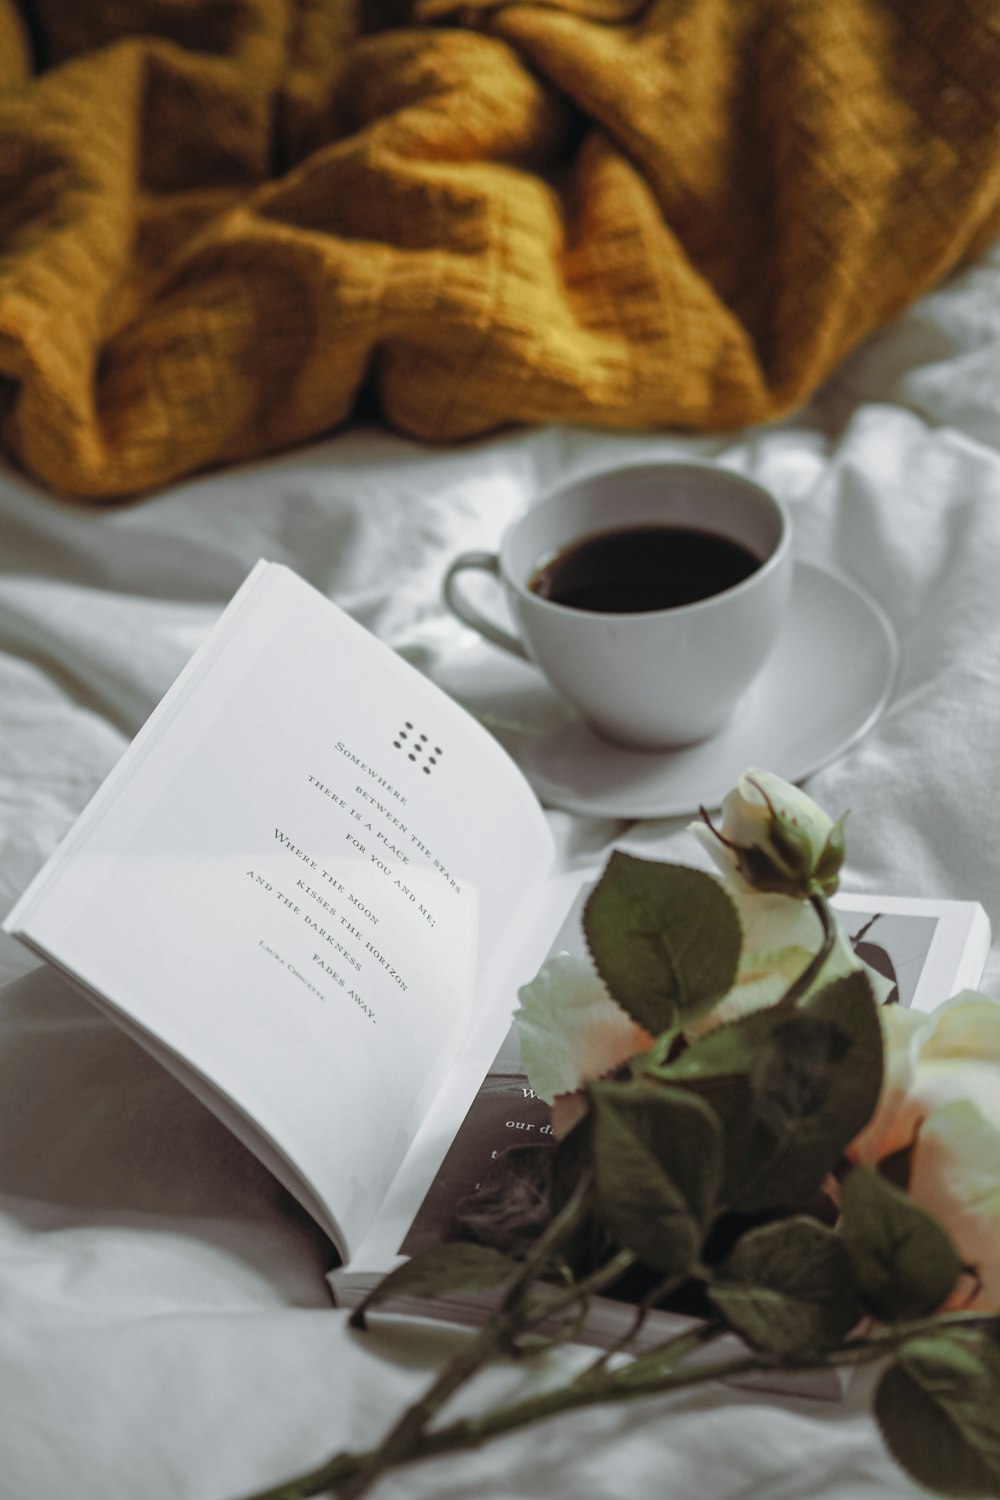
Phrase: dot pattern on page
[{"left": 393, "top": 722, "right": 444, "bottom": 775}]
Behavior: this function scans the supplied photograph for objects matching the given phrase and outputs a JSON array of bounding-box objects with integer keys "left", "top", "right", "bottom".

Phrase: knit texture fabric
[{"left": 1, "top": 0, "right": 999, "bottom": 498}]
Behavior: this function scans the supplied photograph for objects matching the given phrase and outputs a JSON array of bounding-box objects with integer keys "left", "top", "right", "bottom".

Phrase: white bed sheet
[{"left": 2, "top": 237, "right": 1000, "bottom": 1500}]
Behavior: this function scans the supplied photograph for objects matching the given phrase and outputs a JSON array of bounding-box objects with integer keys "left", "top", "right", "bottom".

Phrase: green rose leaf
[
  {"left": 350, "top": 1243, "right": 518, "bottom": 1328},
  {"left": 875, "top": 1326, "right": 1000, "bottom": 1496},
  {"left": 797, "top": 970, "right": 884, "bottom": 1139},
  {"left": 840, "top": 1166, "right": 964, "bottom": 1321},
  {"left": 659, "top": 1001, "right": 794, "bottom": 1085},
  {"left": 739, "top": 971, "right": 881, "bottom": 1211},
  {"left": 813, "top": 816, "right": 847, "bottom": 892},
  {"left": 590, "top": 1079, "right": 722, "bottom": 1275},
  {"left": 685, "top": 970, "right": 882, "bottom": 1214},
  {"left": 584, "top": 853, "right": 741, "bottom": 1035},
  {"left": 760, "top": 970, "right": 883, "bottom": 1136},
  {"left": 709, "top": 1216, "right": 863, "bottom": 1357}
]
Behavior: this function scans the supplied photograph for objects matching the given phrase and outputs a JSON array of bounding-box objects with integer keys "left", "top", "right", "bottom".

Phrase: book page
[
  {"left": 336, "top": 867, "right": 586, "bottom": 1274},
  {"left": 832, "top": 894, "right": 991, "bottom": 1012},
  {"left": 5, "top": 563, "right": 554, "bottom": 1257}
]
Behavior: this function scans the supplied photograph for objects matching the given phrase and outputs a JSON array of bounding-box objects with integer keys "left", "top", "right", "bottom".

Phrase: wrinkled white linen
[{"left": 2, "top": 236, "right": 1000, "bottom": 1500}]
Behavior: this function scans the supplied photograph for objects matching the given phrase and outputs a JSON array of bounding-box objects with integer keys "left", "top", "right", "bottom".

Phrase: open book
[{"left": 4, "top": 562, "right": 991, "bottom": 1373}]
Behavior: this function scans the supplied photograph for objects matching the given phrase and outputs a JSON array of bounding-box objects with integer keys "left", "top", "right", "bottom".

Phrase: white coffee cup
[{"left": 442, "top": 462, "right": 792, "bottom": 751}]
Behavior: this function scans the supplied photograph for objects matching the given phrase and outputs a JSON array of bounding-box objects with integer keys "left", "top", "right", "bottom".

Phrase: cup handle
[{"left": 442, "top": 552, "right": 529, "bottom": 661}]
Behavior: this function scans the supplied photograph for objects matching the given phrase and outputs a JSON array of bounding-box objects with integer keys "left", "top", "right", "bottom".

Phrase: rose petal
[
  {"left": 515, "top": 953, "right": 653, "bottom": 1105},
  {"left": 918, "top": 992, "right": 1000, "bottom": 1067},
  {"left": 909, "top": 1059, "right": 1000, "bottom": 1132},
  {"left": 847, "top": 1004, "right": 925, "bottom": 1165},
  {"left": 551, "top": 1090, "right": 589, "bottom": 1140},
  {"left": 741, "top": 770, "right": 834, "bottom": 861},
  {"left": 727, "top": 886, "right": 892, "bottom": 1003},
  {"left": 909, "top": 1099, "right": 1000, "bottom": 1310},
  {"left": 687, "top": 817, "right": 746, "bottom": 886},
  {"left": 687, "top": 947, "right": 809, "bottom": 1037},
  {"left": 729, "top": 886, "right": 824, "bottom": 954}
]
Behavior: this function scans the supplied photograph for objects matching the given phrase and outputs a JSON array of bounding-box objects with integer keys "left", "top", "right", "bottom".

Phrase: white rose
[
  {"left": 847, "top": 991, "right": 1000, "bottom": 1310},
  {"left": 687, "top": 880, "right": 891, "bottom": 1036},
  {"left": 514, "top": 953, "right": 653, "bottom": 1135},
  {"left": 691, "top": 767, "right": 844, "bottom": 899}
]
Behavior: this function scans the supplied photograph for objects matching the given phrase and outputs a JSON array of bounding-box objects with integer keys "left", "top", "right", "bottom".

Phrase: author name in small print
[{"left": 258, "top": 938, "right": 376, "bottom": 1023}]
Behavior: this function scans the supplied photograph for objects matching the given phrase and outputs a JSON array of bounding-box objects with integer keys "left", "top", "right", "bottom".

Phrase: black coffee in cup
[{"left": 528, "top": 523, "right": 761, "bottom": 614}]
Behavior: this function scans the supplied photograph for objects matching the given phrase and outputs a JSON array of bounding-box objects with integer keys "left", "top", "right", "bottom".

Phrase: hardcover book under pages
[{"left": 3, "top": 561, "right": 991, "bottom": 1400}]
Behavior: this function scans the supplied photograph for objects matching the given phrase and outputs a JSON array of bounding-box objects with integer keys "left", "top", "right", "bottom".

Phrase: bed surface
[{"left": 2, "top": 238, "right": 1000, "bottom": 1499}]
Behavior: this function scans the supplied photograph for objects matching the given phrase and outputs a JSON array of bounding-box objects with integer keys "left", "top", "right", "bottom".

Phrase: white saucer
[{"left": 421, "top": 562, "right": 899, "bottom": 821}]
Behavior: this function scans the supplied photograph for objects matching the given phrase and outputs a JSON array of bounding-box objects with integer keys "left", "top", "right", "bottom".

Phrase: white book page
[
  {"left": 339, "top": 867, "right": 586, "bottom": 1278},
  {"left": 5, "top": 563, "right": 554, "bottom": 1257}
]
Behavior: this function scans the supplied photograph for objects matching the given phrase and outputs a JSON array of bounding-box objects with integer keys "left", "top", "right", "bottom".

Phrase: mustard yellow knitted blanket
[{"left": 1, "top": 0, "right": 999, "bottom": 498}]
